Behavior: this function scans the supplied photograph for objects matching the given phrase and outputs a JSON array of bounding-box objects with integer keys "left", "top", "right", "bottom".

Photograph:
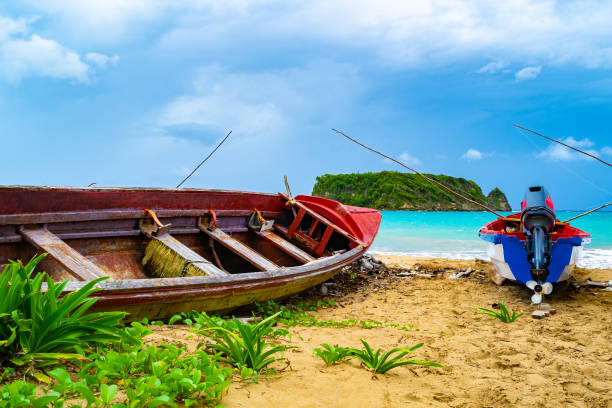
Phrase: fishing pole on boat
[
  {"left": 563, "top": 202, "right": 612, "bottom": 223},
  {"left": 332, "top": 128, "right": 504, "bottom": 217},
  {"left": 284, "top": 175, "right": 298, "bottom": 217},
  {"left": 514, "top": 125, "right": 612, "bottom": 221},
  {"left": 176, "top": 130, "right": 233, "bottom": 189},
  {"left": 513, "top": 124, "right": 612, "bottom": 168}
]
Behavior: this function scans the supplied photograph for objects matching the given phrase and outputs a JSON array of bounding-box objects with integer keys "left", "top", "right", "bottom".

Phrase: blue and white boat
[{"left": 479, "top": 186, "right": 591, "bottom": 303}]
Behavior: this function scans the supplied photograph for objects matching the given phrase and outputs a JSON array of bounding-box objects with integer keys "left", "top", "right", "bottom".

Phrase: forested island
[{"left": 312, "top": 171, "right": 512, "bottom": 211}]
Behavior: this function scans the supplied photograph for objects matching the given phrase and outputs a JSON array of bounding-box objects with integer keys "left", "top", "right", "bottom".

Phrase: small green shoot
[
  {"left": 198, "top": 312, "right": 293, "bottom": 372},
  {"left": 477, "top": 301, "right": 523, "bottom": 323},
  {"left": 348, "top": 340, "right": 442, "bottom": 374},
  {"left": 313, "top": 344, "right": 351, "bottom": 365}
]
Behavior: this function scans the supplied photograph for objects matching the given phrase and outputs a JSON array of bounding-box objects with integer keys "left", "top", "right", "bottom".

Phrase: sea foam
[{"left": 369, "top": 248, "right": 612, "bottom": 269}]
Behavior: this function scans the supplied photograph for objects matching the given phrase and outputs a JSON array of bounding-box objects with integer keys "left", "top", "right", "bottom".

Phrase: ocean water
[{"left": 369, "top": 211, "right": 612, "bottom": 269}]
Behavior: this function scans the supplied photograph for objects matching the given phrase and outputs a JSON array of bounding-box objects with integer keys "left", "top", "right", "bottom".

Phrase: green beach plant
[
  {"left": 0, "top": 254, "right": 131, "bottom": 366},
  {"left": 254, "top": 300, "right": 413, "bottom": 331},
  {"left": 1, "top": 342, "right": 232, "bottom": 407},
  {"left": 348, "top": 340, "right": 442, "bottom": 374},
  {"left": 198, "top": 312, "right": 292, "bottom": 372},
  {"left": 170, "top": 310, "right": 290, "bottom": 339},
  {"left": 477, "top": 301, "right": 523, "bottom": 323},
  {"left": 313, "top": 344, "right": 352, "bottom": 366}
]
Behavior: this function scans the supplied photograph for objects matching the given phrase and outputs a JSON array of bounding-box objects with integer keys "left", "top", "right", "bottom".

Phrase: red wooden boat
[{"left": 0, "top": 186, "right": 381, "bottom": 320}]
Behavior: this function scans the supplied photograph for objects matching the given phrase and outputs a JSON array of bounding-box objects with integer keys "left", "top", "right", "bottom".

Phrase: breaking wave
[{"left": 368, "top": 248, "right": 612, "bottom": 269}]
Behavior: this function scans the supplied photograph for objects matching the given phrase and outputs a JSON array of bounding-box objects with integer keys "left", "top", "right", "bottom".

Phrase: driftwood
[
  {"left": 570, "top": 279, "right": 612, "bottom": 289},
  {"left": 397, "top": 271, "right": 434, "bottom": 278},
  {"left": 450, "top": 268, "right": 473, "bottom": 279},
  {"left": 532, "top": 303, "right": 556, "bottom": 319}
]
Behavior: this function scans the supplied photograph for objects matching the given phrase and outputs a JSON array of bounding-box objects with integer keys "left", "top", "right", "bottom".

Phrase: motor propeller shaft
[{"left": 521, "top": 186, "right": 556, "bottom": 303}]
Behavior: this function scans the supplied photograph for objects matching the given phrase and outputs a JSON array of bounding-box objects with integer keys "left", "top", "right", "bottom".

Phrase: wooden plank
[
  {"left": 274, "top": 225, "right": 320, "bottom": 253},
  {"left": 0, "top": 209, "right": 283, "bottom": 226},
  {"left": 286, "top": 209, "right": 306, "bottom": 239},
  {"left": 315, "top": 226, "right": 334, "bottom": 256},
  {"left": 307, "top": 220, "right": 319, "bottom": 237},
  {"left": 152, "top": 233, "right": 228, "bottom": 278},
  {"left": 200, "top": 226, "right": 279, "bottom": 271},
  {"left": 262, "top": 228, "right": 318, "bottom": 263},
  {"left": 20, "top": 227, "right": 106, "bottom": 281},
  {"left": 259, "top": 228, "right": 315, "bottom": 263},
  {"left": 279, "top": 192, "right": 363, "bottom": 245}
]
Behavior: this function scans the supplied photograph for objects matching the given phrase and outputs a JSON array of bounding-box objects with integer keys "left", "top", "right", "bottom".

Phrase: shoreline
[
  {"left": 368, "top": 249, "right": 612, "bottom": 270},
  {"left": 372, "top": 254, "right": 612, "bottom": 282}
]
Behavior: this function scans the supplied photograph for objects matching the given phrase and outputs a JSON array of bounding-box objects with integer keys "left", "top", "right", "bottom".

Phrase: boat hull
[
  {"left": 484, "top": 238, "right": 584, "bottom": 284},
  {"left": 79, "top": 246, "right": 364, "bottom": 320},
  {"left": 0, "top": 185, "right": 381, "bottom": 319},
  {"left": 479, "top": 213, "right": 590, "bottom": 284}
]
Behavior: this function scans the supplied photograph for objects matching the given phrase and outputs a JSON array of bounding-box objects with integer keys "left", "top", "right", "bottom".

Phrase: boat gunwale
[
  {"left": 0, "top": 208, "right": 284, "bottom": 226},
  {"left": 58, "top": 245, "right": 364, "bottom": 294},
  {"left": 0, "top": 185, "right": 280, "bottom": 197},
  {"left": 478, "top": 213, "right": 591, "bottom": 241}
]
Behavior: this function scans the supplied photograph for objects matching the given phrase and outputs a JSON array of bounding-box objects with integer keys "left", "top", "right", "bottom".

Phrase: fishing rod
[
  {"left": 332, "top": 128, "right": 504, "bottom": 217},
  {"left": 513, "top": 124, "right": 612, "bottom": 168},
  {"left": 563, "top": 202, "right": 612, "bottom": 223},
  {"left": 513, "top": 125, "right": 612, "bottom": 222},
  {"left": 176, "top": 130, "right": 233, "bottom": 189}
]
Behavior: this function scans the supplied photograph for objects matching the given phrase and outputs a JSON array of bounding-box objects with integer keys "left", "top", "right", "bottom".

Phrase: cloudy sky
[{"left": 1, "top": 1, "right": 611, "bottom": 210}]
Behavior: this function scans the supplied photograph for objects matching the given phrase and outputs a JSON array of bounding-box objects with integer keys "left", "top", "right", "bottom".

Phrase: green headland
[{"left": 312, "top": 171, "right": 511, "bottom": 211}]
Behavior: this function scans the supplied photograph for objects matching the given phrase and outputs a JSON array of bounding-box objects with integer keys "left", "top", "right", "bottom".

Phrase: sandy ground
[{"left": 154, "top": 255, "right": 612, "bottom": 408}]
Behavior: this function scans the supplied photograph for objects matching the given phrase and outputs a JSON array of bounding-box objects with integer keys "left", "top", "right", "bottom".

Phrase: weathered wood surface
[
  {"left": 274, "top": 224, "right": 321, "bottom": 255},
  {"left": 0, "top": 209, "right": 284, "bottom": 226},
  {"left": 279, "top": 192, "right": 363, "bottom": 244},
  {"left": 255, "top": 230, "right": 315, "bottom": 263},
  {"left": 200, "top": 226, "right": 278, "bottom": 271},
  {"left": 20, "top": 227, "right": 106, "bottom": 281},
  {"left": 0, "top": 186, "right": 381, "bottom": 320},
  {"left": 148, "top": 233, "right": 228, "bottom": 278},
  {"left": 83, "top": 246, "right": 364, "bottom": 320}
]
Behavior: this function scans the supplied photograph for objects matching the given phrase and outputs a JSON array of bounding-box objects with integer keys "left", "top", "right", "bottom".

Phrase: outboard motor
[{"left": 520, "top": 186, "right": 556, "bottom": 303}]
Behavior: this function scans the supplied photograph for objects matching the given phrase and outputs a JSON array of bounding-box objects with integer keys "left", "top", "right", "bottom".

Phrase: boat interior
[
  {"left": 0, "top": 190, "right": 362, "bottom": 282},
  {"left": 484, "top": 214, "right": 587, "bottom": 240}
]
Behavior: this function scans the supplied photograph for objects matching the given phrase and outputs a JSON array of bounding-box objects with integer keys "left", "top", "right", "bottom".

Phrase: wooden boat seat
[
  {"left": 20, "top": 227, "right": 107, "bottom": 281},
  {"left": 200, "top": 225, "right": 279, "bottom": 271},
  {"left": 254, "top": 229, "right": 315, "bottom": 264},
  {"left": 277, "top": 193, "right": 363, "bottom": 256},
  {"left": 147, "top": 233, "right": 228, "bottom": 278}
]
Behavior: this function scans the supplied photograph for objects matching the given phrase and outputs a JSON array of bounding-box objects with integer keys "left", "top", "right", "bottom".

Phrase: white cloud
[
  {"left": 0, "top": 17, "right": 28, "bottom": 41},
  {"left": 158, "top": 61, "right": 365, "bottom": 139},
  {"left": 19, "top": 1, "right": 612, "bottom": 71},
  {"left": 602, "top": 146, "right": 612, "bottom": 156},
  {"left": 515, "top": 66, "right": 542, "bottom": 81},
  {"left": 0, "top": 16, "right": 118, "bottom": 83},
  {"left": 462, "top": 148, "right": 484, "bottom": 160},
  {"left": 85, "top": 53, "right": 120, "bottom": 69},
  {"left": 396, "top": 152, "right": 422, "bottom": 167},
  {"left": 477, "top": 60, "right": 507, "bottom": 74},
  {"left": 536, "top": 137, "right": 602, "bottom": 161},
  {"left": 118, "top": 61, "right": 368, "bottom": 190},
  {"left": 0, "top": 35, "right": 89, "bottom": 82},
  {"left": 20, "top": 0, "right": 166, "bottom": 45}
]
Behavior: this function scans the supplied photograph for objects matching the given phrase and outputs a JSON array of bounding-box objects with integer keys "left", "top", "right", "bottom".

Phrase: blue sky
[{"left": 1, "top": 1, "right": 611, "bottom": 210}]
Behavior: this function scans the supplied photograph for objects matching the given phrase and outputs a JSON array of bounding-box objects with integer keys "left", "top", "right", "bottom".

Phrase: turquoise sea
[{"left": 369, "top": 211, "right": 612, "bottom": 269}]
